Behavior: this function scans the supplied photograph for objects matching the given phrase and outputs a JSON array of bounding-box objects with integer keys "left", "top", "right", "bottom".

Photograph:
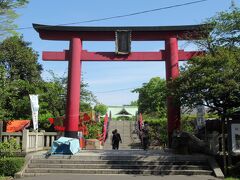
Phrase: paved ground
[{"left": 18, "top": 174, "right": 218, "bottom": 180}]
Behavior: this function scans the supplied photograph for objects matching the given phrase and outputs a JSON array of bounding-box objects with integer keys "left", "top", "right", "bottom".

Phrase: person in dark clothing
[
  {"left": 111, "top": 130, "right": 115, "bottom": 149},
  {"left": 141, "top": 125, "right": 149, "bottom": 150},
  {"left": 112, "top": 129, "right": 122, "bottom": 150}
]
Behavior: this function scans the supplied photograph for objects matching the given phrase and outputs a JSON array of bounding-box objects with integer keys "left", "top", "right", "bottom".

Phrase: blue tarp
[{"left": 51, "top": 137, "right": 80, "bottom": 155}]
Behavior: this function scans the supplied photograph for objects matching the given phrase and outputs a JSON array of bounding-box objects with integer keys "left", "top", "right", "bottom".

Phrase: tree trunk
[
  {"left": 227, "top": 116, "right": 232, "bottom": 168},
  {"left": 0, "top": 120, "right": 3, "bottom": 143},
  {"left": 221, "top": 115, "right": 227, "bottom": 175}
]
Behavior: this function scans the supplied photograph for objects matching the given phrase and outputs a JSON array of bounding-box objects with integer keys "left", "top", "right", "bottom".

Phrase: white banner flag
[{"left": 29, "top": 94, "right": 39, "bottom": 130}]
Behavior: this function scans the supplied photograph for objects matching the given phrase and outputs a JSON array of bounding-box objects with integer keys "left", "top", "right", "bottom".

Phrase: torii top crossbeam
[
  {"left": 33, "top": 23, "right": 207, "bottom": 41},
  {"left": 33, "top": 23, "right": 209, "bottom": 143}
]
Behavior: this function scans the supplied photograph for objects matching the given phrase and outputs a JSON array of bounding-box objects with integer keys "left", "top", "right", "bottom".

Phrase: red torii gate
[{"left": 33, "top": 24, "right": 208, "bottom": 143}]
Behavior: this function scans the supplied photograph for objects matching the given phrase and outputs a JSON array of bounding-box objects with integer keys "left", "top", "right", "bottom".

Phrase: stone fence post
[{"left": 22, "top": 129, "right": 29, "bottom": 153}]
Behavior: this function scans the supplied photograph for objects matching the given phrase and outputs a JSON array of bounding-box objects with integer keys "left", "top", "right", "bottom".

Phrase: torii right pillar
[{"left": 165, "top": 37, "right": 181, "bottom": 147}]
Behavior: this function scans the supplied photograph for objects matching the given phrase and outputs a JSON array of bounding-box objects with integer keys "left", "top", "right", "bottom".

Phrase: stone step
[
  {"left": 103, "top": 147, "right": 135, "bottom": 149},
  {"left": 109, "top": 128, "right": 131, "bottom": 129},
  {"left": 103, "top": 143, "right": 134, "bottom": 146},
  {"left": 109, "top": 124, "right": 131, "bottom": 126},
  {"left": 24, "top": 168, "right": 212, "bottom": 175},
  {"left": 28, "top": 164, "right": 210, "bottom": 170},
  {"left": 104, "top": 145, "right": 133, "bottom": 147},
  {"left": 105, "top": 120, "right": 135, "bottom": 150},
  {"left": 103, "top": 146, "right": 137, "bottom": 148},
  {"left": 105, "top": 137, "right": 131, "bottom": 139},
  {"left": 30, "top": 159, "right": 207, "bottom": 165},
  {"left": 104, "top": 141, "right": 133, "bottom": 143},
  {"left": 104, "top": 148, "right": 141, "bottom": 150},
  {"left": 103, "top": 147, "right": 141, "bottom": 149},
  {"left": 111, "top": 123, "right": 131, "bottom": 125},
  {"left": 32, "top": 154, "right": 209, "bottom": 161},
  {"left": 20, "top": 149, "right": 219, "bottom": 178}
]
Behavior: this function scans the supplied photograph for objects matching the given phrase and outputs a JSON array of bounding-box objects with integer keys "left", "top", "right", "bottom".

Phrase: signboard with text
[
  {"left": 229, "top": 122, "right": 240, "bottom": 155},
  {"left": 196, "top": 105, "right": 205, "bottom": 129}
]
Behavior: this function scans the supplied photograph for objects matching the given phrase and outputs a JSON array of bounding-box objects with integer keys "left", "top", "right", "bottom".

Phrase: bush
[
  {"left": 0, "top": 138, "right": 20, "bottom": 157},
  {"left": 143, "top": 115, "right": 196, "bottom": 146},
  {"left": 85, "top": 121, "right": 103, "bottom": 139},
  {"left": 0, "top": 157, "right": 24, "bottom": 176},
  {"left": 38, "top": 112, "right": 53, "bottom": 130},
  {"left": 143, "top": 116, "right": 168, "bottom": 146}
]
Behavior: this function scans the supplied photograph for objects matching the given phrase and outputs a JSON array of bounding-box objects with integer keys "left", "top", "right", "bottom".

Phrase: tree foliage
[
  {"left": 170, "top": 5, "right": 240, "bottom": 118},
  {"left": 80, "top": 79, "right": 97, "bottom": 105},
  {"left": 0, "top": 138, "right": 20, "bottom": 157},
  {"left": 0, "top": 36, "right": 42, "bottom": 82},
  {"left": 129, "top": 100, "right": 138, "bottom": 106},
  {"left": 0, "top": 36, "right": 42, "bottom": 120},
  {"left": 0, "top": 36, "right": 97, "bottom": 123},
  {"left": 43, "top": 71, "right": 97, "bottom": 116},
  {"left": 198, "top": 4, "right": 240, "bottom": 52},
  {"left": 0, "top": 0, "right": 29, "bottom": 39},
  {"left": 134, "top": 77, "right": 166, "bottom": 118},
  {"left": 94, "top": 104, "right": 107, "bottom": 116}
]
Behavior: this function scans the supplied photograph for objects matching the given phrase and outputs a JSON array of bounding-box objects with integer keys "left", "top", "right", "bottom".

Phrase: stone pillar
[
  {"left": 22, "top": 129, "right": 29, "bottom": 153},
  {"left": 165, "top": 37, "right": 181, "bottom": 147},
  {"left": 64, "top": 37, "right": 82, "bottom": 138}
]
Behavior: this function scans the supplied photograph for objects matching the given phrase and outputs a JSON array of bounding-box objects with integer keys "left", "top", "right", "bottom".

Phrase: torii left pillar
[
  {"left": 64, "top": 37, "right": 82, "bottom": 138},
  {"left": 165, "top": 37, "right": 181, "bottom": 146}
]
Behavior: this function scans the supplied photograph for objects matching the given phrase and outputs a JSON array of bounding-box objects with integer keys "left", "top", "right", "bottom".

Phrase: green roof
[{"left": 108, "top": 106, "right": 138, "bottom": 118}]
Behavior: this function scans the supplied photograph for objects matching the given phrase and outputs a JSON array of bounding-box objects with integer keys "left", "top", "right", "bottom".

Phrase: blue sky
[{"left": 15, "top": 0, "right": 237, "bottom": 106}]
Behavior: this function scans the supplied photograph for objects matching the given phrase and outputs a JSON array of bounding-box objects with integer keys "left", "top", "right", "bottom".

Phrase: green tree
[
  {"left": 80, "top": 102, "right": 93, "bottom": 113},
  {"left": 0, "top": 65, "right": 7, "bottom": 119},
  {"left": 196, "top": 3, "right": 240, "bottom": 52},
  {"left": 133, "top": 77, "right": 167, "bottom": 118},
  {"left": 40, "top": 81, "right": 65, "bottom": 117},
  {"left": 94, "top": 104, "right": 107, "bottom": 116},
  {"left": 170, "top": 48, "right": 240, "bottom": 116},
  {"left": 169, "top": 6, "right": 240, "bottom": 174},
  {"left": 170, "top": 5, "right": 240, "bottom": 119},
  {"left": 129, "top": 100, "right": 138, "bottom": 106},
  {"left": 32, "top": 72, "right": 96, "bottom": 129},
  {"left": 0, "top": 0, "right": 29, "bottom": 39},
  {"left": 0, "top": 36, "right": 97, "bottom": 126},
  {"left": 0, "top": 36, "right": 42, "bottom": 120},
  {"left": 42, "top": 71, "right": 97, "bottom": 116},
  {"left": 0, "top": 36, "right": 42, "bottom": 82},
  {"left": 80, "top": 79, "right": 97, "bottom": 105}
]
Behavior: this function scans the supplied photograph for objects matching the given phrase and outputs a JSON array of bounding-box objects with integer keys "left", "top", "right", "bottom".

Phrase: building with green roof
[{"left": 107, "top": 106, "right": 138, "bottom": 118}]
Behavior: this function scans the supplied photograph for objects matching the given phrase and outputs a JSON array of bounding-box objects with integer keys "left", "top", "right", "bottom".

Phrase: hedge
[{"left": 0, "top": 157, "right": 24, "bottom": 176}]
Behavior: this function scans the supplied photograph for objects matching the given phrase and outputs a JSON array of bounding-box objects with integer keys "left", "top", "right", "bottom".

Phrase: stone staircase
[
  {"left": 104, "top": 120, "right": 141, "bottom": 150},
  {"left": 16, "top": 120, "right": 224, "bottom": 178},
  {"left": 17, "top": 150, "right": 219, "bottom": 177}
]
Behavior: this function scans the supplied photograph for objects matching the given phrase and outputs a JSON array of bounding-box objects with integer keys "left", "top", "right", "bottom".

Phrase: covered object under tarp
[
  {"left": 6, "top": 120, "right": 30, "bottom": 132},
  {"left": 51, "top": 137, "right": 80, "bottom": 155}
]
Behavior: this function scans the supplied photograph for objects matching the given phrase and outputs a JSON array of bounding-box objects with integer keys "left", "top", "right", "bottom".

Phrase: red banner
[
  {"left": 139, "top": 113, "right": 143, "bottom": 131},
  {"left": 103, "top": 113, "right": 108, "bottom": 142}
]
